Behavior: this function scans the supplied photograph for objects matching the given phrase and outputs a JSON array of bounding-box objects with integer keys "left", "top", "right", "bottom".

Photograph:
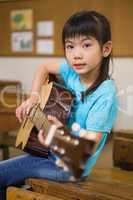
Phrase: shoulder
[
  {"left": 97, "top": 79, "right": 116, "bottom": 94},
  {"left": 92, "top": 79, "right": 117, "bottom": 100},
  {"left": 86, "top": 79, "right": 118, "bottom": 111},
  {"left": 86, "top": 80, "right": 118, "bottom": 133}
]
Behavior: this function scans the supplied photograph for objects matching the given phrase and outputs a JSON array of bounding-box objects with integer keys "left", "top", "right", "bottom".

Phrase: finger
[
  {"left": 47, "top": 115, "right": 55, "bottom": 121},
  {"left": 47, "top": 115, "right": 63, "bottom": 129},
  {"left": 47, "top": 115, "right": 59, "bottom": 124},
  {"left": 21, "top": 106, "right": 27, "bottom": 121},
  {"left": 26, "top": 105, "right": 32, "bottom": 115},
  {"left": 38, "top": 129, "right": 45, "bottom": 145},
  {"left": 17, "top": 101, "right": 27, "bottom": 122},
  {"left": 16, "top": 107, "right": 23, "bottom": 123}
]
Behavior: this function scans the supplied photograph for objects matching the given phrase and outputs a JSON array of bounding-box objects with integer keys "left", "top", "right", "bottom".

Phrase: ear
[{"left": 102, "top": 41, "right": 112, "bottom": 57}]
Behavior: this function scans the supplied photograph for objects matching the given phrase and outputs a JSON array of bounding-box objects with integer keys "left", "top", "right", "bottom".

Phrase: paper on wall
[
  {"left": 36, "top": 39, "right": 54, "bottom": 54},
  {"left": 37, "top": 21, "right": 54, "bottom": 37},
  {"left": 11, "top": 32, "right": 33, "bottom": 52},
  {"left": 11, "top": 9, "right": 33, "bottom": 31}
]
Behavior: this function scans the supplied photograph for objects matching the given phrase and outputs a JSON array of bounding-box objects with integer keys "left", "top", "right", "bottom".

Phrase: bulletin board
[{"left": 0, "top": 0, "right": 133, "bottom": 57}]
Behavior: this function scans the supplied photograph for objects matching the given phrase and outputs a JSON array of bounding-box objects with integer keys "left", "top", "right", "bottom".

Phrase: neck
[{"left": 80, "top": 66, "right": 100, "bottom": 88}]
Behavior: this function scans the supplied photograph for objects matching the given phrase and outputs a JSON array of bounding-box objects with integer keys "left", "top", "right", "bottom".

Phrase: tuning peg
[
  {"left": 71, "top": 122, "right": 80, "bottom": 132},
  {"left": 73, "top": 139, "right": 79, "bottom": 146},
  {"left": 53, "top": 145, "right": 58, "bottom": 151},
  {"left": 66, "top": 136, "right": 71, "bottom": 141},
  {"left": 60, "top": 148, "right": 65, "bottom": 155},
  {"left": 55, "top": 159, "right": 69, "bottom": 171},
  {"left": 59, "top": 130, "right": 64, "bottom": 135}
]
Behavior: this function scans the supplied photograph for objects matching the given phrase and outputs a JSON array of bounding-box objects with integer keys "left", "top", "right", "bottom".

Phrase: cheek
[
  {"left": 87, "top": 49, "right": 102, "bottom": 61},
  {"left": 65, "top": 52, "right": 72, "bottom": 61}
]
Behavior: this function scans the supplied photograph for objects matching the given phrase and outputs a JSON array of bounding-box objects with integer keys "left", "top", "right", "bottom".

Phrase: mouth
[{"left": 72, "top": 63, "right": 86, "bottom": 70}]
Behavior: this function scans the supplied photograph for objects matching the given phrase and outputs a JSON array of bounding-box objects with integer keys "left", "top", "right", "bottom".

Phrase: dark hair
[{"left": 62, "top": 10, "right": 112, "bottom": 101}]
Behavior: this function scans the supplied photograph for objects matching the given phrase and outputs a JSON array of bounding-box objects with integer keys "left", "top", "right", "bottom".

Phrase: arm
[
  {"left": 16, "top": 62, "right": 60, "bottom": 122},
  {"left": 38, "top": 119, "right": 102, "bottom": 147},
  {"left": 30, "top": 62, "right": 60, "bottom": 95},
  {"left": 80, "top": 130, "right": 102, "bottom": 144},
  {"left": 71, "top": 123, "right": 102, "bottom": 144}
]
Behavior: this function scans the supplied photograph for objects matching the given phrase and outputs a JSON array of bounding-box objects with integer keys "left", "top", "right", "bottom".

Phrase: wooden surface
[
  {"left": 7, "top": 186, "right": 63, "bottom": 200},
  {"left": 0, "top": 112, "right": 19, "bottom": 132},
  {"left": 0, "top": 80, "right": 22, "bottom": 131},
  {"left": 0, "top": 80, "right": 24, "bottom": 159},
  {"left": 25, "top": 167, "right": 133, "bottom": 200},
  {"left": 113, "top": 130, "right": 133, "bottom": 170},
  {"left": 0, "top": 0, "right": 133, "bottom": 57},
  {"left": 0, "top": 80, "right": 26, "bottom": 131}
]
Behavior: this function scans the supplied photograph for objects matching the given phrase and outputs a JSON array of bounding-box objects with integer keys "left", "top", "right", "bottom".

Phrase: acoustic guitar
[{"left": 15, "top": 78, "right": 96, "bottom": 179}]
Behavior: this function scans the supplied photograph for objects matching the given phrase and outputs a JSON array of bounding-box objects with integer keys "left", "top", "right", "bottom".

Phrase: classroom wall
[{"left": 0, "top": 57, "right": 133, "bottom": 130}]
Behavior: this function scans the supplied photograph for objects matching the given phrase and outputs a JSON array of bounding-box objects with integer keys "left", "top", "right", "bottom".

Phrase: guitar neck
[{"left": 28, "top": 105, "right": 96, "bottom": 180}]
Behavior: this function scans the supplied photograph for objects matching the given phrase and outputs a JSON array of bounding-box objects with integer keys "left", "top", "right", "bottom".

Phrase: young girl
[{"left": 0, "top": 10, "right": 117, "bottom": 199}]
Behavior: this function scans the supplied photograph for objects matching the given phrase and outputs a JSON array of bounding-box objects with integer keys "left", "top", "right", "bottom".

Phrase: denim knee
[{"left": 0, "top": 187, "right": 6, "bottom": 200}]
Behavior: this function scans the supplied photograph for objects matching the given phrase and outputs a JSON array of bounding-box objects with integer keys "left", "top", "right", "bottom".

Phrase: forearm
[
  {"left": 79, "top": 129, "right": 102, "bottom": 143},
  {"left": 71, "top": 123, "right": 102, "bottom": 142},
  {"left": 31, "top": 64, "right": 48, "bottom": 94}
]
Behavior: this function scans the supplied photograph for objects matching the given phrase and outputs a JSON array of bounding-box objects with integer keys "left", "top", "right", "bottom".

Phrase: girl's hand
[
  {"left": 80, "top": 129, "right": 102, "bottom": 142},
  {"left": 38, "top": 115, "right": 63, "bottom": 145},
  {"left": 16, "top": 95, "right": 39, "bottom": 123},
  {"left": 47, "top": 115, "right": 63, "bottom": 129}
]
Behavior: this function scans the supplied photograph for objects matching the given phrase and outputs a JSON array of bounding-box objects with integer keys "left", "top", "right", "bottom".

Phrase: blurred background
[{"left": 0, "top": 0, "right": 133, "bottom": 171}]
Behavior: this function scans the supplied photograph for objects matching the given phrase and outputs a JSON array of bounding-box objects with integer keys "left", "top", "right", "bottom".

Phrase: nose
[{"left": 73, "top": 47, "right": 83, "bottom": 59}]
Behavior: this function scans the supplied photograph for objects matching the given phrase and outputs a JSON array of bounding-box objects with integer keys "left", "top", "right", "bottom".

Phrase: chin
[{"left": 74, "top": 69, "right": 88, "bottom": 75}]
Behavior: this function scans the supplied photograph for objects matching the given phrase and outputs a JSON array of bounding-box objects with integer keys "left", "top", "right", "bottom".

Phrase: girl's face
[{"left": 65, "top": 35, "right": 106, "bottom": 76}]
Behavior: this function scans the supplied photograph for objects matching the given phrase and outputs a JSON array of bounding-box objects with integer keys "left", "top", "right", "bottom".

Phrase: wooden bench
[{"left": 7, "top": 167, "right": 133, "bottom": 200}]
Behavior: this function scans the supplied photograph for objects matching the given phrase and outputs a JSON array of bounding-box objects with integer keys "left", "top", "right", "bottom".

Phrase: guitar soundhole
[{"left": 32, "top": 127, "right": 38, "bottom": 134}]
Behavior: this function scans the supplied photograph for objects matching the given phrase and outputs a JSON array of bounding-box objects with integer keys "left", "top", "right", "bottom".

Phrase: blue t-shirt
[{"left": 59, "top": 61, "right": 118, "bottom": 177}]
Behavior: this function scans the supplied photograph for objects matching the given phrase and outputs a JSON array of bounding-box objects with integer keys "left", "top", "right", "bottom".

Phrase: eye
[
  {"left": 83, "top": 43, "right": 92, "bottom": 48},
  {"left": 65, "top": 44, "right": 74, "bottom": 50}
]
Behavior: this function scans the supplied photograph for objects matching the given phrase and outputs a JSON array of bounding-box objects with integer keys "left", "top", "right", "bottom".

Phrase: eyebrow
[{"left": 65, "top": 36, "right": 92, "bottom": 43}]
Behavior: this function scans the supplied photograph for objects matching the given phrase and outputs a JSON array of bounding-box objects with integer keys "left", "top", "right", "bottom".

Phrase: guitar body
[{"left": 16, "top": 80, "right": 75, "bottom": 158}]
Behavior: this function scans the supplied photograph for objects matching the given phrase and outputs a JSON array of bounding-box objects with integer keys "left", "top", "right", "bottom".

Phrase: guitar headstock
[
  {"left": 44, "top": 125, "right": 96, "bottom": 180},
  {"left": 27, "top": 105, "right": 96, "bottom": 180}
]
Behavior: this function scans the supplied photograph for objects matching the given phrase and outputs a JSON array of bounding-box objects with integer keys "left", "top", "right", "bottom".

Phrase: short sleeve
[
  {"left": 86, "top": 93, "right": 118, "bottom": 133},
  {"left": 59, "top": 61, "right": 73, "bottom": 84}
]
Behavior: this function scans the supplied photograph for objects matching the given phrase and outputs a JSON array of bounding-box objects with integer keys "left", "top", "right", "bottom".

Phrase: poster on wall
[
  {"left": 37, "top": 21, "right": 54, "bottom": 37},
  {"left": 10, "top": 9, "right": 33, "bottom": 31},
  {"left": 36, "top": 39, "right": 54, "bottom": 54},
  {"left": 11, "top": 32, "right": 33, "bottom": 52}
]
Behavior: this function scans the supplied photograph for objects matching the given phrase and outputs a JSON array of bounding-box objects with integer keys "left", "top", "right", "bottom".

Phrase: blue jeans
[{"left": 0, "top": 153, "right": 72, "bottom": 200}]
